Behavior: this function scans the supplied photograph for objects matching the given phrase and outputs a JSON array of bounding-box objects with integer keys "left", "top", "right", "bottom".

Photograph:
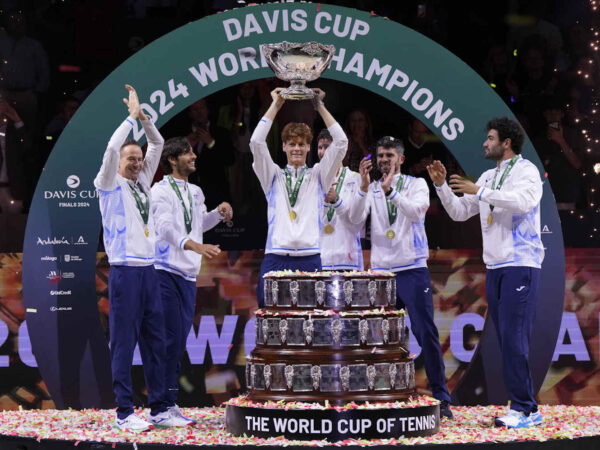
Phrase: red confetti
[{"left": 0, "top": 403, "right": 598, "bottom": 446}]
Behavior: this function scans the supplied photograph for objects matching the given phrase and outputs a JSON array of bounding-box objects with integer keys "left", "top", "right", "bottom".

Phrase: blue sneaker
[
  {"left": 529, "top": 411, "right": 543, "bottom": 426},
  {"left": 494, "top": 409, "right": 533, "bottom": 428}
]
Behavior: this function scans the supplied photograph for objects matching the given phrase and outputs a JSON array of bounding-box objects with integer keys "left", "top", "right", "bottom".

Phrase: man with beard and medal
[
  {"left": 315, "top": 128, "right": 363, "bottom": 271},
  {"left": 427, "top": 117, "right": 544, "bottom": 428},
  {"left": 94, "top": 85, "right": 174, "bottom": 431},
  {"left": 151, "top": 137, "right": 232, "bottom": 425},
  {"left": 250, "top": 88, "right": 347, "bottom": 308},
  {"left": 348, "top": 136, "right": 453, "bottom": 419}
]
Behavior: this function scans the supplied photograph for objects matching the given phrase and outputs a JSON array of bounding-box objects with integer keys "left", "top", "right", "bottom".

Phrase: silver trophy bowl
[{"left": 261, "top": 41, "right": 336, "bottom": 100}]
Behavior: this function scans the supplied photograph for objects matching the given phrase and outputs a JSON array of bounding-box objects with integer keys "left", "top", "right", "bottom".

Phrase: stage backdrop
[{"left": 21, "top": 3, "right": 564, "bottom": 408}]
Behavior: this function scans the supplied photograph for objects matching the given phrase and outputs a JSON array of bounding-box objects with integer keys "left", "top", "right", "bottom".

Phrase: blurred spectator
[
  {"left": 0, "top": 11, "right": 49, "bottom": 210},
  {"left": 186, "top": 98, "right": 235, "bottom": 210},
  {"left": 0, "top": 97, "right": 27, "bottom": 213},
  {"left": 343, "top": 108, "right": 374, "bottom": 173},
  {"left": 507, "top": 0, "right": 565, "bottom": 63},
  {"left": 44, "top": 96, "right": 80, "bottom": 140},
  {"left": 403, "top": 118, "right": 461, "bottom": 180},
  {"left": 41, "top": 95, "right": 80, "bottom": 169},
  {"left": 561, "top": 24, "right": 598, "bottom": 76},
  {"left": 219, "top": 81, "right": 269, "bottom": 216},
  {"left": 402, "top": 118, "right": 463, "bottom": 248},
  {"left": 0, "top": 12, "right": 49, "bottom": 117},
  {"left": 533, "top": 96, "right": 583, "bottom": 210},
  {"left": 507, "top": 35, "right": 561, "bottom": 136},
  {"left": 482, "top": 44, "right": 513, "bottom": 105}
]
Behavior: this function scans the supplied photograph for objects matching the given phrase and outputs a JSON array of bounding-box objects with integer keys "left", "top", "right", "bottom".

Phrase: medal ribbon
[
  {"left": 167, "top": 175, "right": 193, "bottom": 233},
  {"left": 385, "top": 175, "right": 405, "bottom": 226},
  {"left": 488, "top": 155, "right": 518, "bottom": 212},
  {"left": 284, "top": 166, "right": 306, "bottom": 208},
  {"left": 326, "top": 167, "right": 347, "bottom": 222},
  {"left": 129, "top": 182, "right": 149, "bottom": 225}
]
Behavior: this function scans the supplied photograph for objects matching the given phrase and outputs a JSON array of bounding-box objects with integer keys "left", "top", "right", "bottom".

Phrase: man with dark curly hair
[
  {"left": 151, "top": 136, "right": 232, "bottom": 423},
  {"left": 427, "top": 117, "right": 544, "bottom": 429}
]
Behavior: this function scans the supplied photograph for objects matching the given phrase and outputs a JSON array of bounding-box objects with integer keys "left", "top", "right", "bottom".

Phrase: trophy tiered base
[{"left": 225, "top": 271, "right": 440, "bottom": 440}]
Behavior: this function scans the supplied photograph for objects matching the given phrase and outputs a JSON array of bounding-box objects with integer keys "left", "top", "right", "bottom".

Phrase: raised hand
[
  {"left": 270, "top": 88, "right": 285, "bottom": 109},
  {"left": 217, "top": 202, "right": 233, "bottom": 221},
  {"left": 324, "top": 182, "right": 339, "bottom": 203},
  {"left": 426, "top": 160, "right": 447, "bottom": 187},
  {"left": 380, "top": 169, "right": 395, "bottom": 195},
  {"left": 359, "top": 156, "right": 372, "bottom": 192},
  {"left": 123, "top": 85, "right": 147, "bottom": 120},
  {"left": 312, "top": 88, "right": 326, "bottom": 102},
  {"left": 448, "top": 174, "right": 479, "bottom": 195}
]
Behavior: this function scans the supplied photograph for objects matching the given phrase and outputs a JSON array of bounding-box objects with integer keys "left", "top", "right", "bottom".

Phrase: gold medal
[
  {"left": 144, "top": 226, "right": 149, "bottom": 237},
  {"left": 386, "top": 229, "right": 395, "bottom": 239},
  {"left": 324, "top": 224, "right": 334, "bottom": 234},
  {"left": 487, "top": 214, "right": 493, "bottom": 225},
  {"left": 289, "top": 210, "right": 297, "bottom": 221}
]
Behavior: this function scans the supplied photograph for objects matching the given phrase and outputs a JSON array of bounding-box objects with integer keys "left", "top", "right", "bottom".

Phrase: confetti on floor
[{"left": 0, "top": 404, "right": 599, "bottom": 446}]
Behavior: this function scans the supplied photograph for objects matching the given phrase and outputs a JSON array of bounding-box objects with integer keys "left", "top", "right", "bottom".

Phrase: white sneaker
[
  {"left": 114, "top": 413, "right": 153, "bottom": 432},
  {"left": 149, "top": 410, "right": 193, "bottom": 428},
  {"left": 168, "top": 404, "right": 197, "bottom": 425},
  {"left": 494, "top": 409, "right": 533, "bottom": 428}
]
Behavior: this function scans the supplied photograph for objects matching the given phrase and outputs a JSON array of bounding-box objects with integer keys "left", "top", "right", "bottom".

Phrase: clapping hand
[
  {"left": 426, "top": 160, "right": 447, "bottom": 187},
  {"left": 123, "top": 85, "right": 147, "bottom": 120},
  {"left": 380, "top": 169, "right": 395, "bottom": 195},
  {"left": 359, "top": 156, "right": 372, "bottom": 192}
]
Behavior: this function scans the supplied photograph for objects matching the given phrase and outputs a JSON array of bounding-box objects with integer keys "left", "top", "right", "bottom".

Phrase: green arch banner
[{"left": 22, "top": 3, "right": 565, "bottom": 408}]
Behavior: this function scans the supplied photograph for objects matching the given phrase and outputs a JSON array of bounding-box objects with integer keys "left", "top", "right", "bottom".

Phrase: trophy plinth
[{"left": 261, "top": 42, "right": 336, "bottom": 100}]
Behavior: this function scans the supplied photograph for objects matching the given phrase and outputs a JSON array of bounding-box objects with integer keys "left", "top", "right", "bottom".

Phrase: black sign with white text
[{"left": 225, "top": 404, "right": 439, "bottom": 440}]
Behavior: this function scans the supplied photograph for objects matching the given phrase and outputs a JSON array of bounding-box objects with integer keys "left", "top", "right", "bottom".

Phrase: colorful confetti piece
[{"left": 0, "top": 404, "right": 598, "bottom": 446}]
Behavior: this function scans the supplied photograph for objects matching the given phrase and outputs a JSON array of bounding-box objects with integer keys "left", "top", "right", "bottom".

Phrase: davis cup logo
[{"left": 66, "top": 175, "right": 80, "bottom": 188}]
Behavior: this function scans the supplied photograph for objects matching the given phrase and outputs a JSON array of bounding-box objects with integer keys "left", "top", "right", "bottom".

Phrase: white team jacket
[
  {"left": 435, "top": 155, "right": 544, "bottom": 269},
  {"left": 250, "top": 118, "right": 348, "bottom": 256}
]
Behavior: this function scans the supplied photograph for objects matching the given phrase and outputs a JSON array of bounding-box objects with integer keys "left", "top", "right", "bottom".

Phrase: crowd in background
[{"left": 0, "top": 0, "right": 597, "bottom": 247}]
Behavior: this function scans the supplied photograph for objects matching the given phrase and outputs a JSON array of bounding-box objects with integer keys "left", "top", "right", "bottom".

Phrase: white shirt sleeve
[
  {"left": 316, "top": 123, "right": 348, "bottom": 191},
  {"left": 477, "top": 163, "right": 543, "bottom": 214},
  {"left": 94, "top": 118, "right": 134, "bottom": 191},
  {"left": 202, "top": 208, "right": 222, "bottom": 232},
  {"left": 388, "top": 177, "right": 429, "bottom": 222},
  {"left": 250, "top": 117, "right": 280, "bottom": 194},
  {"left": 138, "top": 118, "right": 165, "bottom": 188},
  {"left": 435, "top": 176, "right": 482, "bottom": 222},
  {"left": 348, "top": 186, "right": 370, "bottom": 226}
]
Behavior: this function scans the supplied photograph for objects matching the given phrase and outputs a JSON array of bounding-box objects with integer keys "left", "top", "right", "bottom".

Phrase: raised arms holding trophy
[{"left": 249, "top": 86, "right": 348, "bottom": 308}]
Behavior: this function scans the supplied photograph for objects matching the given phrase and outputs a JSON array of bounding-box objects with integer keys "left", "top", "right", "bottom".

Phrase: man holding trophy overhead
[{"left": 250, "top": 86, "right": 348, "bottom": 308}]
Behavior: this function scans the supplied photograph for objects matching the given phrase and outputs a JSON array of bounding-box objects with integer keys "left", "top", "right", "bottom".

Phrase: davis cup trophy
[{"left": 261, "top": 41, "right": 335, "bottom": 100}]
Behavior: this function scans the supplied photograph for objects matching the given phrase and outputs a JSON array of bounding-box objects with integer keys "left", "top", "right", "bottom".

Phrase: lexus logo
[{"left": 66, "top": 175, "right": 80, "bottom": 188}]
